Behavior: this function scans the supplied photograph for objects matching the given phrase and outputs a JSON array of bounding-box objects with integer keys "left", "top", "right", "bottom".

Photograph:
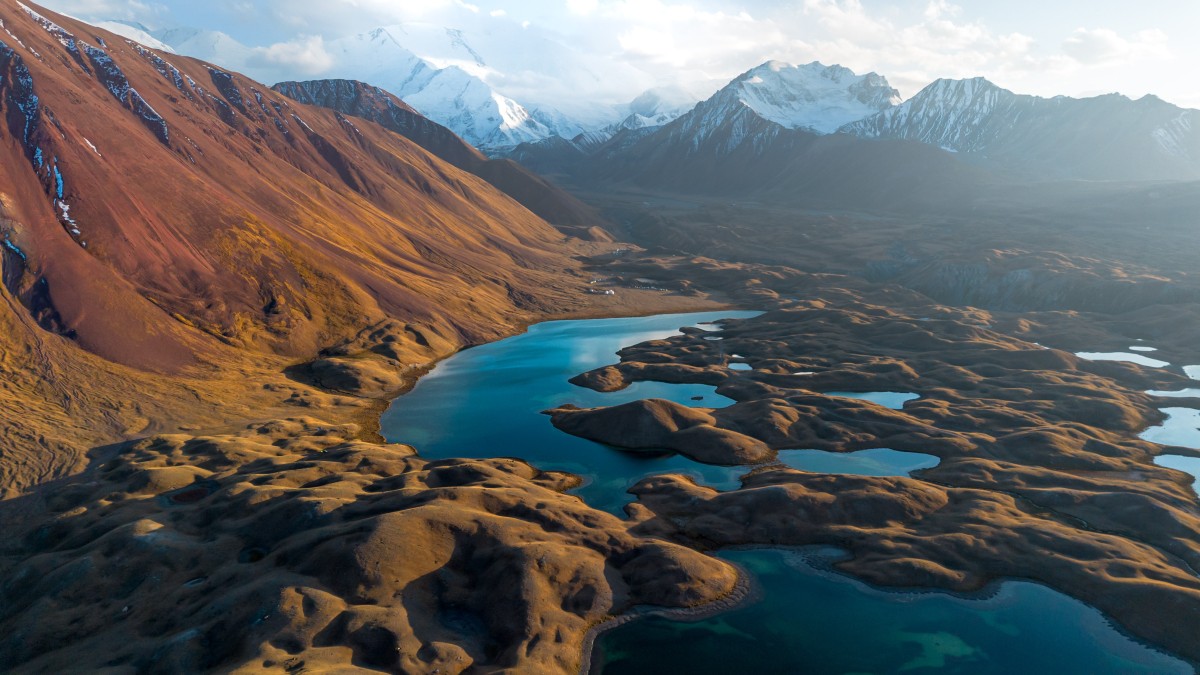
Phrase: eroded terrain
[{"left": 545, "top": 211, "right": 1200, "bottom": 665}]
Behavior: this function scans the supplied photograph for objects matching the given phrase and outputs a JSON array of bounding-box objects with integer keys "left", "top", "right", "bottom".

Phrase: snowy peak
[
  {"left": 843, "top": 76, "right": 1200, "bottom": 180},
  {"left": 616, "top": 85, "right": 697, "bottom": 130},
  {"left": 648, "top": 60, "right": 900, "bottom": 158},
  {"left": 841, "top": 76, "right": 1015, "bottom": 152},
  {"left": 399, "top": 66, "right": 553, "bottom": 149},
  {"left": 323, "top": 27, "right": 558, "bottom": 150},
  {"left": 729, "top": 60, "right": 901, "bottom": 133},
  {"left": 918, "top": 76, "right": 1007, "bottom": 100}
]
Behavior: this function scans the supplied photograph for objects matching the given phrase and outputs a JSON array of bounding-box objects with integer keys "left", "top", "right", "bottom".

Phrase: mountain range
[
  {"left": 843, "top": 77, "right": 1200, "bottom": 181},
  {"left": 90, "top": 17, "right": 1200, "bottom": 187},
  {"left": 111, "top": 21, "right": 673, "bottom": 151},
  {"left": 509, "top": 61, "right": 1200, "bottom": 199}
]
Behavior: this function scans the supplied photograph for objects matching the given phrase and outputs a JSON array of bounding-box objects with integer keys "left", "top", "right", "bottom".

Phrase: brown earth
[{"left": 0, "top": 418, "right": 737, "bottom": 673}]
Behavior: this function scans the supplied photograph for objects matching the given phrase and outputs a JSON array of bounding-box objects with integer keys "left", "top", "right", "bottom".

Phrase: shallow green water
[{"left": 597, "top": 549, "right": 1190, "bottom": 675}]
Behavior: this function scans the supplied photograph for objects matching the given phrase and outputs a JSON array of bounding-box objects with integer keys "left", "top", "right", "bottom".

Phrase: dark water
[
  {"left": 598, "top": 549, "right": 1190, "bottom": 675},
  {"left": 380, "top": 312, "right": 1192, "bottom": 672}
]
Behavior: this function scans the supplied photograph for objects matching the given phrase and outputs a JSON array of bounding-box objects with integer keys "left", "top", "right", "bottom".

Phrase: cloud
[
  {"left": 565, "top": 0, "right": 598, "bottom": 15},
  {"left": 41, "top": 0, "right": 165, "bottom": 22},
  {"left": 37, "top": 0, "right": 1193, "bottom": 109},
  {"left": 247, "top": 35, "right": 332, "bottom": 75},
  {"left": 794, "top": 0, "right": 1043, "bottom": 90},
  {"left": 1063, "top": 28, "right": 1168, "bottom": 65}
]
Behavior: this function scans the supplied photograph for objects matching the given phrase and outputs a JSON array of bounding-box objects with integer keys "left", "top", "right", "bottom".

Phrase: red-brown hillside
[
  {"left": 0, "top": 1, "right": 582, "bottom": 373},
  {"left": 272, "top": 78, "right": 611, "bottom": 239}
]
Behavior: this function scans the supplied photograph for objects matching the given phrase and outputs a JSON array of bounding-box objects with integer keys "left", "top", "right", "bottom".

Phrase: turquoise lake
[
  {"left": 381, "top": 311, "right": 762, "bottom": 512},
  {"left": 825, "top": 390, "right": 921, "bottom": 409},
  {"left": 380, "top": 311, "right": 1192, "bottom": 672}
]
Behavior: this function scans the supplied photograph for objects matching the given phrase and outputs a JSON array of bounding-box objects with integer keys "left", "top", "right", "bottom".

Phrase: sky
[{"left": 39, "top": 0, "right": 1200, "bottom": 108}]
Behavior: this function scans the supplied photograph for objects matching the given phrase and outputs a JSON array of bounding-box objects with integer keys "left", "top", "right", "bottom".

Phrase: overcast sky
[{"left": 40, "top": 0, "right": 1200, "bottom": 107}]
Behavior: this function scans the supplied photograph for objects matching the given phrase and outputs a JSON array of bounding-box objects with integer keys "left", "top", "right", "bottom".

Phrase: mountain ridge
[
  {"left": 842, "top": 76, "right": 1200, "bottom": 180},
  {"left": 272, "top": 78, "right": 609, "bottom": 235}
]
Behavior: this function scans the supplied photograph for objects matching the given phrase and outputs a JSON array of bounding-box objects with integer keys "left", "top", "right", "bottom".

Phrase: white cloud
[
  {"left": 565, "top": 0, "right": 598, "bottom": 15},
  {"left": 247, "top": 35, "right": 332, "bottom": 75},
  {"left": 1063, "top": 27, "right": 1168, "bottom": 65},
  {"left": 41, "top": 0, "right": 165, "bottom": 22}
]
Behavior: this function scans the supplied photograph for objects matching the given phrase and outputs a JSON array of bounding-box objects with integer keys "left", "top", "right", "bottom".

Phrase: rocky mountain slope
[
  {"left": 842, "top": 77, "right": 1200, "bottom": 181},
  {"left": 1, "top": 1, "right": 590, "bottom": 366},
  {"left": 272, "top": 78, "right": 607, "bottom": 235}
]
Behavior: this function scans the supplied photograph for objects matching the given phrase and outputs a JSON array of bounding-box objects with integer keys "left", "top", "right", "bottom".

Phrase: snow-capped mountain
[
  {"left": 322, "top": 26, "right": 560, "bottom": 150},
  {"left": 141, "top": 23, "right": 598, "bottom": 151},
  {"left": 567, "top": 86, "right": 699, "bottom": 151},
  {"left": 616, "top": 85, "right": 700, "bottom": 131},
  {"left": 507, "top": 60, "right": 904, "bottom": 176},
  {"left": 649, "top": 60, "right": 900, "bottom": 157},
  {"left": 730, "top": 61, "right": 900, "bottom": 133},
  {"left": 504, "top": 58, "right": 979, "bottom": 209},
  {"left": 842, "top": 77, "right": 1200, "bottom": 180}
]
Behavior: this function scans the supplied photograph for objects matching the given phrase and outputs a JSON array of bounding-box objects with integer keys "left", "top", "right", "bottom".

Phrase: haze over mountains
[{"left": 89, "top": 15, "right": 1200, "bottom": 188}]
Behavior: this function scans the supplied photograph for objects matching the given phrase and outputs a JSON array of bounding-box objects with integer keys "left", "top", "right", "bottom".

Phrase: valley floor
[{"left": 4, "top": 193, "right": 1200, "bottom": 672}]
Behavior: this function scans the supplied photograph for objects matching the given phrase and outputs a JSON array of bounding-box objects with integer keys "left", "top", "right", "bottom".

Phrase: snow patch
[{"left": 18, "top": 1, "right": 87, "bottom": 71}]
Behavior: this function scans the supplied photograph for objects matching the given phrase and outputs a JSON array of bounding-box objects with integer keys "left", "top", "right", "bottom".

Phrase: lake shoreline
[{"left": 579, "top": 556, "right": 761, "bottom": 675}]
